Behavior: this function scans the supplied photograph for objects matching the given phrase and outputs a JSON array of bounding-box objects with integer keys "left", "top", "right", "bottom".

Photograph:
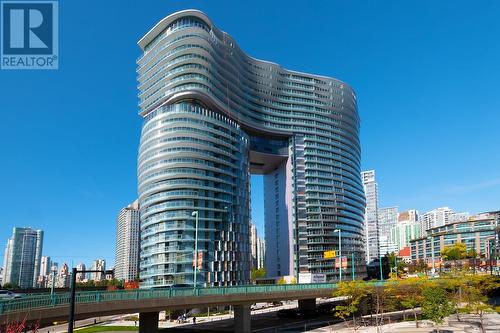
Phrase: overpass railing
[{"left": 0, "top": 283, "right": 340, "bottom": 315}]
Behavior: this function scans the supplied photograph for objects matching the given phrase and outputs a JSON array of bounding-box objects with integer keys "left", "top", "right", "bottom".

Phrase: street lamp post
[
  {"left": 192, "top": 211, "right": 199, "bottom": 289},
  {"left": 334, "top": 229, "right": 342, "bottom": 282},
  {"left": 50, "top": 267, "right": 57, "bottom": 297},
  {"left": 427, "top": 236, "right": 435, "bottom": 275},
  {"left": 68, "top": 268, "right": 107, "bottom": 333}
]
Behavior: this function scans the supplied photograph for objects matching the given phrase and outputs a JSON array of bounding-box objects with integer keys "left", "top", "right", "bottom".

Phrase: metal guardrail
[{"left": 0, "top": 283, "right": 341, "bottom": 315}]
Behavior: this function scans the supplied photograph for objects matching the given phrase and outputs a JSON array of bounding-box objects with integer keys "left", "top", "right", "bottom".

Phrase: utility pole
[
  {"left": 379, "top": 256, "right": 384, "bottom": 281},
  {"left": 68, "top": 268, "right": 106, "bottom": 333}
]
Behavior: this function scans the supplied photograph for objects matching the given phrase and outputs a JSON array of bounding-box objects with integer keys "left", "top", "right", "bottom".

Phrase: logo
[{"left": 1, "top": 1, "right": 58, "bottom": 69}]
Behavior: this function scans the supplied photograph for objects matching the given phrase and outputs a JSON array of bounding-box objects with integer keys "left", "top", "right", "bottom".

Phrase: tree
[
  {"left": 369, "top": 284, "right": 395, "bottom": 331},
  {"left": 460, "top": 275, "right": 499, "bottom": 332},
  {"left": 441, "top": 243, "right": 467, "bottom": 268},
  {"left": 389, "top": 277, "right": 428, "bottom": 328},
  {"left": 422, "top": 286, "right": 454, "bottom": 332},
  {"left": 466, "top": 248, "right": 478, "bottom": 259},
  {"left": 250, "top": 268, "right": 266, "bottom": 282},
  {"left": 1, "top": 283, "right": 17, "bottom": 289},
  {"left": 386, "top": 252, "right": 407, "bottom": 278},
  {"left": 408, "top": 259, "right": 428, "bottom": 275},
  {"left": 333, "top": 280, "right": 370, "bottom": 331}
]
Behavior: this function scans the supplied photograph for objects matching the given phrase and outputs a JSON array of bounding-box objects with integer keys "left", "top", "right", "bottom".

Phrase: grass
[{"left": 73, "top": 326, "right": 138, "bottom": 332}]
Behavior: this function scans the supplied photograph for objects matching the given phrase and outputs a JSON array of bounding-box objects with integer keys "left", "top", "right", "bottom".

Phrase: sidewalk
[{"left": 308, "top": 313, "right": 500, "bottom": 333}]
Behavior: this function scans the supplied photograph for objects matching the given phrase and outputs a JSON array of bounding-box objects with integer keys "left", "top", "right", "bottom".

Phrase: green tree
[
  {"left": 422, "top": 286, "right": 454, "bottom": 332},
  {"left": 441, "top": 243, "right": 467, "bottom": 267},
  {"left": 386, "top": 252, "right": 407, "bottom": 278},
  {"left": 408, "top": 259, "right": 428, "bottom": 275},
  {"left": 389, "top": 277, "right": 428, "bottom": 327},
  {"left": 466, "top": 248, "right": 478, "bottom": 259},
  {"left": 250, "top": 268, "right": 266, "bottom": 282},
  {"left": 333, "top": 280, "right": 370, "bottom": 331},
  {"left": 1, "top": 282, "right": 18, "bottom": 289}
]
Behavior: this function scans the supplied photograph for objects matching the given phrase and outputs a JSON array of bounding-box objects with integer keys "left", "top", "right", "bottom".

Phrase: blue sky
[{"left": 1, "top": 0, "right": 499, "bottom": 268}]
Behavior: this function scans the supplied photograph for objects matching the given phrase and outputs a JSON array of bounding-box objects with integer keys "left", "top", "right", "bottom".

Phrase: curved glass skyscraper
[{"left": 137, "top": 10, "right": 366, "bottom": 287}]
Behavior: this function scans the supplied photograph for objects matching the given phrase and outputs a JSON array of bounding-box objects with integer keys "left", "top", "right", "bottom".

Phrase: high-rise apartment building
[
  {"left": 39, "top": 256, "right": 51, "bottom": 277},
  {"left": 115, "top": 200, "right": 140, "bottom": 282},
  {"left": 250, "top": 223, "right": 258, "bottom": 269},
  {"left": 419, "top": 207, "right": 468, "bottom": 235},
  {"left": 56, "top": 263, "right": 70, "bottom": 288},
  {"left": 257, "top": 238, "right": 266, "bottom": 270},
  {"left": 136, "top": 10, "right": 365, "bottom": 286},
  {"left": 3, "top": 227, "right": 43, "bottom": 288},
  {"left": 378, "top": 207, "right": 399, "bottom": 256},
  {"left": 391, "top": 210, "right": 421, "bottom": 250},
  {"left": 90, "top": 259, "right": 106, "bottom": 281},
  {"left": 76, "top": 263, "right": 86, "bottom": 282},
  {"left": 362, "top": 171, "right": 379, "bottom": 262}
]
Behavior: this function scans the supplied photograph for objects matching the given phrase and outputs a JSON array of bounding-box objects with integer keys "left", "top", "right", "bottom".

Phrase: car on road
[
  {"left": 0, "top": 290, "right": 22, "bottom": 300},
  {"left": 251, "top": 302, "right": 267, "bottom": 311}
]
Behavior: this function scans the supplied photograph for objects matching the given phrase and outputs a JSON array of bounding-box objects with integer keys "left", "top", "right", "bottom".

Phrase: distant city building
[
  {"left": 398, "top": 247, "right": 412, "bottom": 264},
  {"left": 449, "top": 211, "right": 470, "bottom": 223},
  {"left": 2, "top": 227, "right": 43, "bottom": 288},
  {"left": 411, "top": 211, "right": 500, "bottom": 267},
  {"left": 399, "top": 210, "right": 418, "bottom": 223},
  {"left": 47, "top": 263, "right": 58, "bottom": 289},
  {"left": 76, "top": 263, "right": 86, "bottom": 282},
  {"left": 91, "top": 259, "right": 106, "bottom": 281},
  {"left": 115, "top": 200, "right": 140, "bottom": 282},
  {"left": 56, "top": 263, "right": 70, "bottom": 288},
  {"left": 390, "top": 210, "right": 421, "bottom": 250},
  {"left": 250, "top": 224, "right": 258, "bottom": 269},
  {"left": 419, "top": 207, "right": 453, "bottom": 235},
  {"left": 378, "top": 207, "right": 399, "bottom": 256},
  {"left": 40, "top": 256, "right": 51, "bottom": 277},
  {"left": 362, "top": 170, "right": 379, "bottom": 262},
  {"left": 257, "top": 238, "right": 266, "bottom": 270}
]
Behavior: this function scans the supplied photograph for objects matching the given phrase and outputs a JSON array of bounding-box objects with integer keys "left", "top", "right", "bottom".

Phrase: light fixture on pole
[
  {"left": 192, "top": 210, "right": 199, "bottom": 289},
  {"left": 334, "top": 229, "right": 342, "bottom": 282},
  {"left": 50, "top": 266, "right": 57, "bottom": 297},
  {"left": 427, "top": 236, "right": 435, "bottom": 275}
]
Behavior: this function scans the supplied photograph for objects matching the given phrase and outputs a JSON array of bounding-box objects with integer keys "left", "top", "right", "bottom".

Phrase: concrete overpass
[{"left": 0, "top": 283, "right": 353, "bottom": 333}]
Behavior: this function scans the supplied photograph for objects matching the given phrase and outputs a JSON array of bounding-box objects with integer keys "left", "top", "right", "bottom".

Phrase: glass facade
[
  {"left": 137, "top": 10, "right": 365, "bottom": 285},
  {"left": 410, "top": 213, "right": 499, "bottom": 262},
  {"left": 3, "top": 227, "right": 43, "bottom": 288}
]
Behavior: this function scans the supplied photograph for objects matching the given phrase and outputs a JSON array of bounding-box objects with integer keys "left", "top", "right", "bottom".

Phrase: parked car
[
  {"left": 0, "top": 290, "right": 22, "bottom": 300},
  {"left": 251, "top": 302, "right": 267, "bottom": 311}
]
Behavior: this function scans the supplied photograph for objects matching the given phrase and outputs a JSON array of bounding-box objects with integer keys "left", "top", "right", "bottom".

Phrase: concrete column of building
[
  {"left": 234, "top": 304, "right": 251, "bottom": 333},
  {"left": 139, "top": 312, "right": 159, "bottom": 333},
  {"left": 298, "top": 298, "right": 316, "bottom": 311}
]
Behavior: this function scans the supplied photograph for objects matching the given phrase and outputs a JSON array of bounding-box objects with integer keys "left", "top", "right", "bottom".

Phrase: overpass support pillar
[
  {"left": 139, "top": 311, "right": 159, "bottom": 333},
  {"left": 298, "top": 298, "right": 316, "bottom": 311},
  {"left": 234, "top": 304, "right": 251, "bottom": 333}
]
